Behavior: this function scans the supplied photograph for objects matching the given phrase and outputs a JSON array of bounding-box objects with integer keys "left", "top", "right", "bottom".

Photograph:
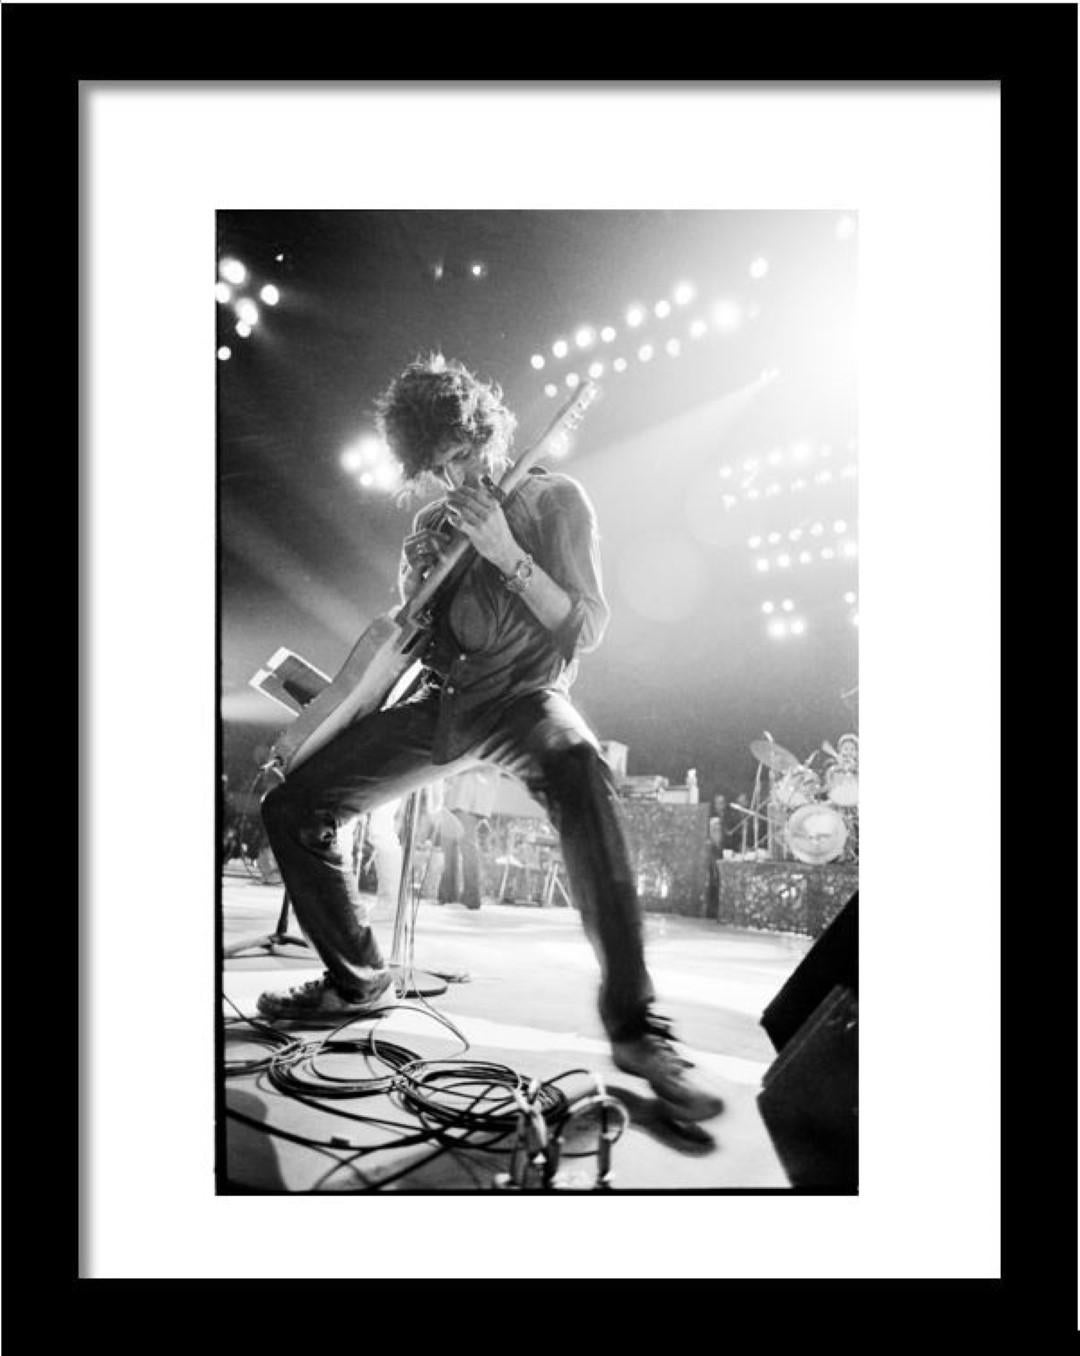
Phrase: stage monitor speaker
[
  {"left": 758, "top": 982, "right": 858, "bottom": 1189},
  {"left": 762, "top": 891, "right": 858, "bottom": 1052}
]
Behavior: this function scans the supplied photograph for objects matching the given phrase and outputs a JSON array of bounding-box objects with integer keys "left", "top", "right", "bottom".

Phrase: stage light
[
  {"left": 217, "top": 346, "right": 232, "bottom": 361},
  {"left": 712, "top": 299, "right": 741, "bottom": 333},
  {"left": 749, "top": 256, "right": 769, "bottom": 279},
  {"left": 372, "top": 461, "right": 402, "bottom": 490},
  {"left": 588, "top": 361, "right": 604, "bottom": 379},
  {"left": 220, "top": 258, "right": 246, "bottom": 285},
  {"left": 768, "top": 618, "right": 787, "bottom": 639},
  {"left": 575, "top": 326, "right": 596, "bottom": 349},
  {"left": 531, "top": 354, "right": 545, "bottom": 370},
  {"left": 341, "top": 446, "right": 366, "bottom": 472},
  {"left": 810, "top": 522, "right": 824, "bottom": 536},
  {"left": 470, "top": 262, "right": 486, "bottom": 278},
  {"left": 552, "top": 339, "right": 569, "bottom": 358},
  {"left": 767, "top": 449, "right": 784, "bottom": 465},
  {"left": 544, "top": 383, "right": 558, "bottom": 398},
  {"left": 359, "top": 472, "right": 374, "bottom": 487},
  {"left": 689, "top": 318, "right": 707, "bottom": 339},
  {"left": 654, "top": 300, "right": 671, "bottom": 319},
  {"left": 432, "top": 262, "right": 445, "bottom": 281},
  {"left": 789, "top": 528, "right": 803, "bottom": 541},
  {"left": 274, "top": 253, "right": 285, "bottom": 263},
  {"left": 815, "top": 469, "right": 834, "bottom": 484},
  {"left": 638, "top": 344, "right": 654, "bottom": 362},
  {"left": 791, "top": 440, "right": 812, "bottom": 461},
  {"left": 852, "top": 611, "right": 860, "bottom": 626},
  {"left": 777, "top": 553, "right": 791, "bottom": 568},
  {"left": 798, "top": 551, "right": 812, "bottom": 564},
  {"left": 674, "top": 282, "right": 695, "bottom": 306},
  {"left": 260, "top": 284, "right": 280, "bottom": 306},
  {"left": 834, "top": 520, "right": 848, "bottom": 534},
  {"left": 235, "top": 322, "right": 252, "bottom": 338},
  {"left": 821, "top": 547, "right": 835, "bottom": 560},
  {"left": 747, "top": 488, "right": 760, "bottom": 500},
  {"left": 718, "top": 465, "right": 733, "bottom": 478},
  {"left": 781, "top": 599, "right": 794, "bottom": 612},
  {"left": 665, "top": 338, "right": 681, "bottom": 357},
  {"left": 790, "top": 618, "right": 806, "bottom": 636},
  {"left": 767, "top": 532, "right": 781, "bottom": 545},
  {"left": 766, "top": 482, "right": 781, "bottom": 496},
  {"left": 601, "top": 325, "right": 616, "bottom": 343},
  {"left": 844, "top": 591, "right": 857, "bottom": 604},
  {"left": 748, "top": 535, "right": 762, "bottom": 548},
  {"left": 762, "top": 601, "right": 775, "bottom": 614},
  {"left": 842, "top": 463, "right": 857, "bottom": 478},
  {"left": 722, "top": 494, "right": 737, "bottom": 509},
  {"left": 613, "top": 357, "right": 628, "bottom": 373},
  {"left": 756, "top": 558, "right": 770, "bottom": 572},
  {"left": 791, "top": 478, "right": 807, "bottom": 491},
  {"left": 836, "top": 214, "right": 857, "bottom": 240},
  {"left": 566, "top": 372, "right": 580, "bottom": 388},
  {"left": 842, "top": 540, "right": 858, "bottom": 558},
  {"left": 215, "top": 282, "right": 232, "bottom": 305},
  {"left": 236, "top": 298, "right": 259, "bottom": 326},
  {"left": 626, "top": 305, "right": 645, "bottom": 327},
  {"left": 820, "top": 444, "right": 833, "bottom": 457}
]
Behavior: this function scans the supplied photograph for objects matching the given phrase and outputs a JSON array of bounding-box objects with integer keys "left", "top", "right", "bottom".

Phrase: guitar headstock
[{"left": 542, "top": 380, "right": 601, "bottom": 459}]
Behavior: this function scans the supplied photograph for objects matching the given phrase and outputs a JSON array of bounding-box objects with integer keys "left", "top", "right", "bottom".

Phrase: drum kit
[{"left": 742, "top": 732, "right": 859, "bottom": 865}]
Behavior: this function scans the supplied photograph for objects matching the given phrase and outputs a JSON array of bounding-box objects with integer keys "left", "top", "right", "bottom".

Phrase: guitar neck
[{"left": 398, "top": 381, "right": 598, "bottom": 622}]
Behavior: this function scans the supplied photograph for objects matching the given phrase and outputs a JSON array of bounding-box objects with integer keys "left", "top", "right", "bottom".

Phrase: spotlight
[
  {"left": 788, "top": 528, "right": 803, "bottom": 541},
  {"left": 566, "top": 372, "right": 580, "bottom": 388},
  {"left": 790, "top": 618, "right": 806, "bottom": 636},
  {"left": 842, "top": 463, "right": 858, "bottom": 478},
  {"left": 600, "top": 326, "right": 616, "bottom": 343},
  {"left": 712, "top": 299, "right": 741, "bottom": 333},
  {"left": 665, "top": 338, "right": 681, "bottom": 357},
  {"left": 852, "top": 612, "right": 860, "bottom": 626},
  {"left": 749, "top": 256, "right": 769, "bottom": 279},
  {"left": 259, "top": 284, "right": 280, "bottom": 306},
  {"left": 767, "top": 532, "right": 781, "bottom": 545},
  {"left": 552, "top": 339, "right": 569, "bottom": 358},
  {"left": 544, "top": 383, "right": 558, "bottom": 398},
  {"left": 235, "top": 322, "right": 252, "bottom": 338},
  {"left": 674, "top": 282, "right": 695, "bottom": 306},
  {"left": 638, "top": 344, "right": 654, "bottom": 362},
  {"left": 372, "top": 461, "right": 402, "bottom": 490},
  {"left": 613, "top": 357, "right": 628, "bottom": 373},
  {"left": 575, "top": 326, "right": 596, "bottom": 349},
  {"left": 777, "top": 553, "right": 791, "bottom": 568},
  {"left": 810, "top": 522, "right": 824, "bottom": 536},
  {"left": 722, "top": 494, "right": 738, "bottom": 509},
  {"left": 236, "top": 298, "right": 259, "bottom": 326},
  {"left": 432, "top": 262, "right": 445, "bottom": 281},
  {"left": 588, "top": 361, "right": 604, "bottom": 379},
  {"left": 689, "top": 319, "right": 708, "bottom": 339},
  {"left": 747, "top": 488, "right": 760, "bottom": 500},
  {"left": 718, "top": 466, "right": 733, "bottom": 478},
  {"left": 781, "top": 599, "right": 794, "bottom": 612},
  {"left": 768, "top": 619, "right": 788, "bottom": 639},
  {"left": 798, "top": 551, "right": 813, "bottom": 564},
  {"left": 274, "top": 253, "right": 285, "bottom": 263},
  {"left": 767, "top": 449, "right": 783, "bottom": 465},
  {"left": 834, "top": 520, "right": 848, "bottom": 534},
  {"left": 748, "top": 535, "right": 762, "bottom": 549},
  {"left": 220, "top": 258, "right": 246, "bottom": 285},
  {"left": 743, "top": 457, "right": 759, "bottom": 471},
  {"left": 359, "top": 472, "right": 374, "bottom": 487},
  {"left": 341, "top": 446, "right": 366, "bottom": 472},
  {"left": 762, "top": 601, "right": 775, "bottom": 615},
  {"left": 820, "top": 444, "right": 833, "bottom": 457},
  {"left": 842, "top": 540, "right": 858, "bottom": 558},
  {"left": 626, "top": 305, "right": 645, "bottom": 327},
  {"left": 791, "top": 478, "right": 807, "bottom": 491},
  {"left": 791, "top": 440, "right": 812, "bottom": 461},
  {"left": 843, "top": 591, "right": 857, "bottom": 604},
  {"left": 470, "top": 262, "right": 486, "bottom": 278},
  {"left": 765, "top": 483, "right": 781, "bottom": 496},
  {"left": 836, "top": 214, "right": 857, "bottom": 241},
  {"left": 821, "top": 547, "right": 835, "bottom": 560},
  {"left": 215, "top": 282, "right": 232, "bottom": 305},
  {"left": 654, "top": 300, "right": 671, "bottom": 319},
  {"left": 756, "top": 558, "right": 770, "bottom": 573},
  {"left": 217, "top": 346, "right": 232, "bottom": 361},
  {"left": 531, "top": 354, "right": 545, "bottom": 370},
  {"left": 815, "top": 469, "right": 834, "bottom": 484}
]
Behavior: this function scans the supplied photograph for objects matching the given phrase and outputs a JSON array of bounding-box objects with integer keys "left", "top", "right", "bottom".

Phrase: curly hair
[{"left": 374, "top": 354, "right": 517, "bottom": 492}]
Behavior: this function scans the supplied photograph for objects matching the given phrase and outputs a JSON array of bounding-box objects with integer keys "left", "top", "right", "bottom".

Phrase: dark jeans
[{"left": 261, "top": 688, "right": 655, "bottom": 1042}]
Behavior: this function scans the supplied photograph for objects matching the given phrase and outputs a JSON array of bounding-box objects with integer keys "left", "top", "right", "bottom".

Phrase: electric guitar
[{"left": 271, "top": 380, "right": 600, "bottom": 774}]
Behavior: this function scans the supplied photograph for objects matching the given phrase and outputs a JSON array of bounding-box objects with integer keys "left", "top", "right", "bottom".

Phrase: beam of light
[
  {"left": 220, "top": 258, "right": 246, "bottom": 285},
  {"left": 626, "top": 305, "right": 645, "bottom": 328},
  {"left": 552, "top": 339, "right": 569, "bottom": 358},
  {"left": 575, "top": 326, "right": 595, "bottom": 349},
  {"left": 531, "top": 354, "right": 545, "bottom": 370},
  {"left": 600, "top": 325, "right": 616, "bottom": 343},
  {"left": 654, "top": 300, "right": 671, "bottom": 319},
  {"left": 749, "top": 256, "right": 769, "bottom": 279},
  {"left": 215, "top": 282, "right": 232, "bottom": 304},
  {"left": 711, "top": 299, "right": 742, "bottom": 333},
  {"left": 236, "top": 298, "right": 259, "bottom": 326},
  {"left": 217, "top": 346, "right": 232, "bottom": 361},
  {"left": 674, "top": 282, "right": 695, "bottom": 306},
  {"left": 259, "top": 284, "right": 280, "bottom": 305}
]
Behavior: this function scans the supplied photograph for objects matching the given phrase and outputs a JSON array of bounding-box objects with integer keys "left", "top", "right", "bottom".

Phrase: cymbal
[{"left": 750, "top": 738, "right": 800, "bottom": 773}]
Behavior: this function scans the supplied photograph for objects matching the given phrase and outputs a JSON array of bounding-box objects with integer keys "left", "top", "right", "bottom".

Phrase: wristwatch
[{"left": 502, "top": 553, "right": 534, "bottom": 594}]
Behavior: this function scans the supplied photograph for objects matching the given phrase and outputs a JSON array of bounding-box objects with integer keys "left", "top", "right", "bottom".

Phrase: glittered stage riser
[{"left": 717, "top": 862, "right": 859, "bottom": 937}]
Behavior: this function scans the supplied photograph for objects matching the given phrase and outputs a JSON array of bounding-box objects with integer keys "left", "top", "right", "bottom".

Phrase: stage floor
[{"left": 221, "top": 868, "right": 814, "bottom": 1192}]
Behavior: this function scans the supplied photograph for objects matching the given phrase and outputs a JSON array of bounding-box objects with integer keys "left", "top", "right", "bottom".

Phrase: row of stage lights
[
  {"left": 533, "top": 265, "right": 768, "bottom": 397},
  {"left": 754, "top": 539, "right": 858, "bottom": 572},
  {"left": 761, "top": 592, "right": 859, "bottom": 640},
  {"left": 216, "top": 257, "right": 283, "bottom": 360}
]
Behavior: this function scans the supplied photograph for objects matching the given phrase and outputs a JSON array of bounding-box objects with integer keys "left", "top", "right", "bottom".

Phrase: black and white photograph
[{"left": 218, "top": 208, "right": 859, "bottom": 1193}]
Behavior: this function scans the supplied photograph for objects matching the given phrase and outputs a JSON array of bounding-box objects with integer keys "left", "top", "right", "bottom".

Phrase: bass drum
[
  {"left": 825, "top": 766, "right": 859, "bottom": 807},
  {"left": 785, "top": 802, "right": 849, "bottom": 865}
]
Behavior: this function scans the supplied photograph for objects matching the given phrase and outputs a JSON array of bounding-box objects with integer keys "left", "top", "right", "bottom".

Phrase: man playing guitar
[{"left": 257, "top": 354, "right": 722, "bottom": 1122}]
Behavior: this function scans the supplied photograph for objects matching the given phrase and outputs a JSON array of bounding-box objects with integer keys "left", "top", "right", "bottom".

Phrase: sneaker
[
  {"left": 255, "top": 971, "right": 395, "bottom": 1023},
  {"left": 611, "top": 1013, "right": 724, "bottom": 1122}
]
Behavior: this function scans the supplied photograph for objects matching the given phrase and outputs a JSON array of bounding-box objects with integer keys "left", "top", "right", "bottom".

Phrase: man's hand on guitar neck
[{"left": 399, "top": 526, "right": 451, "bottom": 602}]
